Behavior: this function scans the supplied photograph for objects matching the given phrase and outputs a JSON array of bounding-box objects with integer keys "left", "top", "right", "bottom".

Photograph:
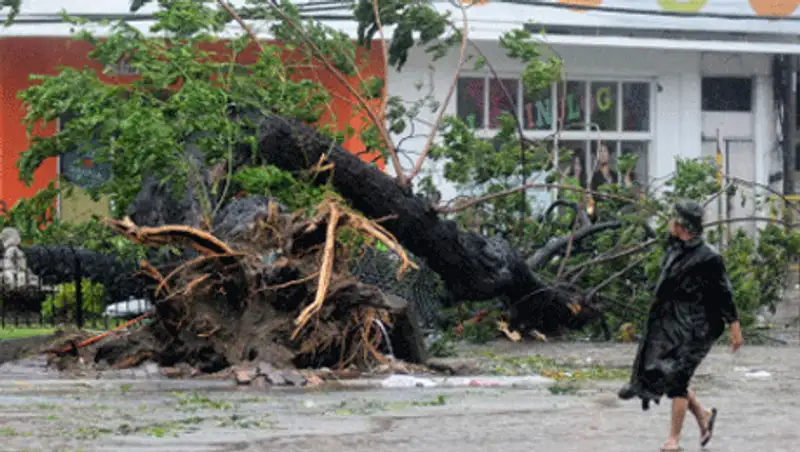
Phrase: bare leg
[
  {"left": 662, "top": 397, "right": 688, "bottom": 450},
  {"left": 687, "top": 391, "right": 713, "bottom": 431}
]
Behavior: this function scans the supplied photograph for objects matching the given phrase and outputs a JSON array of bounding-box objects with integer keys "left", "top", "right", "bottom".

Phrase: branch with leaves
[{"left": 8, "top": 0, "right": 799, "bottom": 346}]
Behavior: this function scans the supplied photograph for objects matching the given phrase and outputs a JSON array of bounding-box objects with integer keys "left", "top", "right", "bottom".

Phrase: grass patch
[
  {"left": 75, "top": 426, "right": 114, "bottom": 440},
  {"left": 170, "top": 392, "right": 233, "bottom": 412},
  {"left": 216, "top": 413, "right": 276, "bottom": 429},
  {"left": 0, "top": 327, "right": 56, "bottom": 340},
  {"left": 548, "top": 381, "right": 582, "bottom": 395},
  {"left": 0, "top": 427, "right": 21, "bottom": 436},
  {"left": 0, "top": 326, "right": 108, "bottom": 341},
  {"left": 138, "top": 417, "right": 205, "bottom": 438},
  {"left": 331, "top": 394, "right": 448, "bottom": 416},
  {"left": 480, "top": 352, "right": 630, "bottom": 382},
  {"left": 117, "top": 413, "right": 275, "bottom": 438}
]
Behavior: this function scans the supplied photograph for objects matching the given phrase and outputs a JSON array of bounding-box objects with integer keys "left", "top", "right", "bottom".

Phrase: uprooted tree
[{"left": 4, "top": 0, "right": 800, "bottom": 372}]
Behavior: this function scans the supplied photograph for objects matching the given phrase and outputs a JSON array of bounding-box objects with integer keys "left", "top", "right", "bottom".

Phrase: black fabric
[
  {"left": 623, "top": 236, "right": 738, "bottom": 409},
  {"left": 589, "top": 168, "right": 618, "bottom": 192}
]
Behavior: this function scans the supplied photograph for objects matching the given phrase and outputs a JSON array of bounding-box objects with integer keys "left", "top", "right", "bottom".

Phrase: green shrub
[{"left": 41, "top": 279, "right": 106, "bottom": 321}]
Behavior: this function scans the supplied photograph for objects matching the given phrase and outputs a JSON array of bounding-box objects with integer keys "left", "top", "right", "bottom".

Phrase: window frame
[
  {"left": 455, "top": 73, "right": 656, "bottom": 188},
  {"left": 701, "top": 76, "right": 754, "bottom": 113},
  {"left": 456, "top": 73, "right": 655, "bottom": 141}
]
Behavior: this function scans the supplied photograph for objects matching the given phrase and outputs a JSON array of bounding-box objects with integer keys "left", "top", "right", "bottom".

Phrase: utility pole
[{"left": 782, "top": 55, "right": 797, "bottom": 199}]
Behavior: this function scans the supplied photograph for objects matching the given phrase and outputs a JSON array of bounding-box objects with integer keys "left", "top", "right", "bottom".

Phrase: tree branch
[
  {"left": 404, "top": 3, "right": 469, "bottom": 186},
  {"left": 435, "top": 182, "right": 659, "bottom": 217},
  {"left": 527, "top": 221, "right": 626, "bottom": 270},
  {"left": 563, "top": 238, "right": 658, "bottom": 277},
  {"left": 702, "top": 181, "right": 733, "bottom": 208},
  {"left": 217, "top": 0, "right": 264, "bottom": 53},
  {"left": 266, "top": 0, "right": 406, "bottom": 186},
  {"left": 586, "top": 254, "right": 649, "bottom": 301},
  {"left": 371, "top": 0, "right": 390, "bottom": 119},
  {"left": 703, "top": 216, "right": 797, "bottom": 229},
  {"left": 555, "top": 199, "right": 585, "bottom": 280}
]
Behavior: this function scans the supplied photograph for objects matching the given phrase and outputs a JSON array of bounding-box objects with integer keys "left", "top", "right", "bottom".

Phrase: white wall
[
  {"left": 389, "top": 43, "right": 780, "bottom": 221},
  {"left": 699, "top": 52, "right": 778, "bottom": 230},
  {"left": 700, "top": 52, "right": 772, "bottom": 143},
  {"left": 388, "top": 41, "right": 706, "bottom": 202}
]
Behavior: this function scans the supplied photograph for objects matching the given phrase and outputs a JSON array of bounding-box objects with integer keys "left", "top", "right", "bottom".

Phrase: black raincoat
[{"left": 625, "top": 236, "right": 739, "bottom": 410}]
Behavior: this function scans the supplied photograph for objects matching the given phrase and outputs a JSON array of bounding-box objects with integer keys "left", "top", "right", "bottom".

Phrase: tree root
[
  {"left": 104, "top": 218, "right": 235, "bottom": 255},
  {"left": 292, "top": 197, "right": 418, "bottom": 340},
  {"left": 292, "top": 201, "right": 341, "bottom": 339},
  {"left": 54, "top": 196, "right": 427, "bottom": 375}
]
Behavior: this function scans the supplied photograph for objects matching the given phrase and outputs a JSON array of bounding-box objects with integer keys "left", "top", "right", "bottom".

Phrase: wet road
[{"left": 0, "top": 343, "right": 796, "bottom": 452}]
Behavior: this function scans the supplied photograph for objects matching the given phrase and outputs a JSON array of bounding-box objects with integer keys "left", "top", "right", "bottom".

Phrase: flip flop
[
  {"left": 660, "top": 445, "right": 682, "bottom": 451},
  {"left": 700, "top": 407, "right": 718, "bottom": 447}
]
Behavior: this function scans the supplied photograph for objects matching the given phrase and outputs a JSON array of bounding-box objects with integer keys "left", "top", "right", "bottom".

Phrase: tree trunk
[{"left": 248, "top": 114, "right": 604, "bottom": 333}]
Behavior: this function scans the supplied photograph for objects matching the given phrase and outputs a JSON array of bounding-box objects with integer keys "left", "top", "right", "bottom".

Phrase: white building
[{"left": 386, "top": 1, "right": 800, "bottom": 228}]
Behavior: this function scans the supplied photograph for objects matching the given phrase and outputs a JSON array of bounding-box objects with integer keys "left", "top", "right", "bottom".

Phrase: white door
[
  {"left": 701, "top": 138, "right": 724, "bottom": 227},
  {"left": 725, "top": 140, "right": 757, "bottom": 237}
]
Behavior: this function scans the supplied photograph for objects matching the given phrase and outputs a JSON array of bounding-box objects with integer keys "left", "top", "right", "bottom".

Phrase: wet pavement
[{"left": 1, "top": 342, "right": 798, "bottom": 451}]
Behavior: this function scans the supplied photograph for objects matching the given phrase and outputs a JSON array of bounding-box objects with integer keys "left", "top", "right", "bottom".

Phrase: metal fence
[
  {"left": 0, "top": 237, "right": 446, "bottom": 333},
  {"left": 0, "top": 244, "right": 151, "bottom": 331},
  {"left": 349, "top": 246, "right": 447, "bottom": 331}
]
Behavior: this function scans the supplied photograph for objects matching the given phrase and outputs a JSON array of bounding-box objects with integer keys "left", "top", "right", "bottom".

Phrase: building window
[
  {"left": 488, "top": 78, "right": 519, "bottom": 129},
  {"left": 796, "top": 142, "right": 800, "bottom": 173},
  {"left": 522, "top": 85, "right": 553, "bottom": 131},
  {"left": 457, "top": 77, "right": 486, "bottom": 129},
  {"left": 795, "top": 71, "right": 800, "bottom": 132},
  {"left": 559, "top": 80, "right": 587, "bottom": 130},
  {"left": 702, "top": 77, "right": 752, "bottom": 112},
  {"left": 457, "top": 76, "right": 653, "bottom": 184},
  {"left": 590, "top": 81, "right": 617, "bottom": 131},
  {"left": 622, "top": 82, "right": 650, "bottom": 132}
]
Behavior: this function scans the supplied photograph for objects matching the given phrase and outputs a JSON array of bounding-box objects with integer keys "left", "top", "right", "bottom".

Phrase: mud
[{"left": 0, "top": 335, "right": 57, "bottom": 365}]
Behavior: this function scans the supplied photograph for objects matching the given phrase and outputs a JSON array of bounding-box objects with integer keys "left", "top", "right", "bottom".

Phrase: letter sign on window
[
  {"left": 595, "top": 86, "right": 613, "bottom": 112},
  {"left": 657, "top": 0, "right": 708, "bottom": 13},
  {"left": 566, "top": 93, "right": 582, "bottom": 122},
  {"left": 536, "top": 99, "right": 552, "bottom": 127}
]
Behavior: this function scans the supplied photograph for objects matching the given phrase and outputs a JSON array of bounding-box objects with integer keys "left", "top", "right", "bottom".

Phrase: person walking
[{"left": 617, "top": 200, "right": 743, "bottom": 451}]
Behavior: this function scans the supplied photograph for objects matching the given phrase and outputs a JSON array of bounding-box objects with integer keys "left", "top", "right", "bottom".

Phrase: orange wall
[{"left": 0, "top": 37, "right": 386, "bottom": 211}]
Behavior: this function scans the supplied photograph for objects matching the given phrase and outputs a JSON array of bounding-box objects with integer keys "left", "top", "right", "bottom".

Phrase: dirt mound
[
  {"left": 0, "top": 336, "right": 55, "bottom": 365},
  {"left": 45, "top": 196, "right": 423, "bottom": 375},
  {"left": 0, "top": 326, "right": 102, "bottom": 366}
]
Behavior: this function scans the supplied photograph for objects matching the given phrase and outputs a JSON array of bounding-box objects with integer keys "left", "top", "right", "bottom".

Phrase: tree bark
[
  {"left": 252, "top": 115, "right": 538, "bottom": 300},
  {"left": 247, "top": 114, "right": 605, "bottom": 332}
]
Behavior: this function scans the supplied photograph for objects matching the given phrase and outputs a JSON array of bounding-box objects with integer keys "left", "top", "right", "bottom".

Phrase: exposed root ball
[{"left": 73, "top": 196, "right": 418, "bottom": 373}]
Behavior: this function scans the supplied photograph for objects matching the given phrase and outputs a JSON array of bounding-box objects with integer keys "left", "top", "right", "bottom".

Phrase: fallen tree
[
  {"left": 13, "top": 113, "right": 614, "bottom": 373},
  {"left": 233, "top": 112, "right": 610, "bottom": 333},
  {"left": 8, "top": 0, "right": 798, "bottom": 377},
  {"left": 117, "top": 110, "right": 612, "bottom": 339}
]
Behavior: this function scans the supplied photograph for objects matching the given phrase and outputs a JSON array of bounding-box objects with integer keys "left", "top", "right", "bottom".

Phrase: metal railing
[{"left": 0, "top": 244, "right": 152, "bottom": 331}]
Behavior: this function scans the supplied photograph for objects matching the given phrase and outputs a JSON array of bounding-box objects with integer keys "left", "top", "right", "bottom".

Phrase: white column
[
  {"left": 652, "top": 74, "right": 681, "bottom": 182},
  {"left": 753, "top": 74, "right": 777, "bottom": 217},
  {"left": 753, "top": 74, "right": 774, "bottom": 187},
  {"left": 679, "top": 72, "right": 703, "bottom": 160}
]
